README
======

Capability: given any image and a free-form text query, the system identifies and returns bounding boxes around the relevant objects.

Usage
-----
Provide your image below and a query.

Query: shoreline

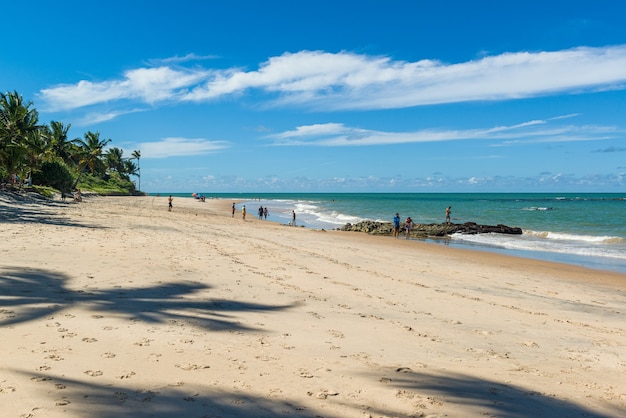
[212,194,626,275]
[1,194,624,416]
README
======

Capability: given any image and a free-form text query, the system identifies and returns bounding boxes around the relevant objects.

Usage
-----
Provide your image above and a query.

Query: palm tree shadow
[0,192,101,228]
[0,267,296,332]
[12,370,332,418]
[358,368,617,417]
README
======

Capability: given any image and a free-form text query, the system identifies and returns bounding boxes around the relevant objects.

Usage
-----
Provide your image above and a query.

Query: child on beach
[405,216,413,239]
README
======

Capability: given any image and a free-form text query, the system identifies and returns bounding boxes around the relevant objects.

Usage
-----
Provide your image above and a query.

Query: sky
[3,0,626,193]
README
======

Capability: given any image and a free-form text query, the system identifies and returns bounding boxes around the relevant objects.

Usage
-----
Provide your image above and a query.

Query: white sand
[1,194,624,417]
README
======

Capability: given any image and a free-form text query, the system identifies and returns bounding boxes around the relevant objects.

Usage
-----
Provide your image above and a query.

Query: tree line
[0,91,141,194]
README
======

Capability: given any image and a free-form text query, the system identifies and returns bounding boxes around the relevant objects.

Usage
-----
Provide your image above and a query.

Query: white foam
[524,230,624,244]
[451,232,626,260]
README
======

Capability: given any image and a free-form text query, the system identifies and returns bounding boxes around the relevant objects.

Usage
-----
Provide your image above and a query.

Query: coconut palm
[47,121,74,165]
[24,128,52,184]
[72,131,111,188]
[0,91,41,179]
[105,147,125,174]
[123,159,138,179]
[131,149,141,191]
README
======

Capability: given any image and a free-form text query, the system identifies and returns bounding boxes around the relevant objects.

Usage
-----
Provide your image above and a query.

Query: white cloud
[140,137,229,158]
[40,67,210,111]
[146,53,220,66]
[76,108,147,125]
[267,117,619,147]
[39,45,626,114]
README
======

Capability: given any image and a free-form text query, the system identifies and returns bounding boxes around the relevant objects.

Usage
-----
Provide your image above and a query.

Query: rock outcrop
[339,221,522,238]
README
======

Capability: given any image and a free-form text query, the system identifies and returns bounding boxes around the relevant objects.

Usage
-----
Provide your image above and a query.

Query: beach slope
[1,194,624,417]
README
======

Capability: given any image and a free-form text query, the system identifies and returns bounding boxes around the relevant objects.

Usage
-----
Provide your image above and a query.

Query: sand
[0,193,624,417]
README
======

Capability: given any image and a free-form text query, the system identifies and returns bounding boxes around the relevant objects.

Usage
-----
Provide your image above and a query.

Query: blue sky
[3,0,626,193]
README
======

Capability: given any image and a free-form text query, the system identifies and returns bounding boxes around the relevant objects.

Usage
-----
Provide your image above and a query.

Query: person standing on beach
[168,195,173,211]
[242,205,246,220]
[292,210,296,226]
[393,213,401,238]
[445,206,451,224]
[264,207,269,219]
[232,202,236,217]
[405,216,413,239]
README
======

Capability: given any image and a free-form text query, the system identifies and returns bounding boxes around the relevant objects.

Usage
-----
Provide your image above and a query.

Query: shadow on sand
[0,267,296,332]
[10,371,336,418]
[350,367,618,418]
[10,366,618,418]
[0,191,99,228]
[1,267,321,417]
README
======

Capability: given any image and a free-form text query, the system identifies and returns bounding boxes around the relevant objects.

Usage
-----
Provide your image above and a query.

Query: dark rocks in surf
[339,221,522,238]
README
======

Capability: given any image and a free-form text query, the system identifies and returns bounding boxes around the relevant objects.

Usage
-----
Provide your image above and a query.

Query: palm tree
[0,91,41,180]
[123,159,138,179]
[105,147,125,175]
[24,128,52,185]
[72,131,111,188]
[131,149,141,191]
[47,121,73,165]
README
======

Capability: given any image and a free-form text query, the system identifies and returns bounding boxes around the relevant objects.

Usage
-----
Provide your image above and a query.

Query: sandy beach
[0,193,624,417]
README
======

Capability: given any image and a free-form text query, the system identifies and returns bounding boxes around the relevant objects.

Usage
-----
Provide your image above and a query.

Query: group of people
[231,203,271,221]
[393,206,452,239]
[392,213,412,239]
[258,205,269,220]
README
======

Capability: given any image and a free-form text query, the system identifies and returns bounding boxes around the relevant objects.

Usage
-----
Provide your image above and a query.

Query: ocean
[166,192,626,274]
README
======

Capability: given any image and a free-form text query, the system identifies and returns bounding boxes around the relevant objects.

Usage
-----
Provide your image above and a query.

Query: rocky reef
[339,220,522,238]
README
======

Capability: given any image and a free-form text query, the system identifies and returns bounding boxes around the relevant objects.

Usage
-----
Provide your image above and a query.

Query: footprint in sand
[31,376,52,382]
[175,363,210,371]
[82,337,97,343]
[114,391,128,402]
[55,398,71,406]
[101,352,116,358]
[328,330,345,338]
[84,370,103,377]
[116,371,136,379]
[307,390,339,399]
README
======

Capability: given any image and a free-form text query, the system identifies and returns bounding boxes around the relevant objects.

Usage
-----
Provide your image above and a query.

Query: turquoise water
[165,193,626,274]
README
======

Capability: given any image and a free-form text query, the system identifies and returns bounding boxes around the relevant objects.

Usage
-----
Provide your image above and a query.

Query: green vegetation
[0,90,142,196]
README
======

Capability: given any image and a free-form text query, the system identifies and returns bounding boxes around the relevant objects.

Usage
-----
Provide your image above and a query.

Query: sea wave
[451,232,626,260]
[267,199,364,227]
[524,230,625,244]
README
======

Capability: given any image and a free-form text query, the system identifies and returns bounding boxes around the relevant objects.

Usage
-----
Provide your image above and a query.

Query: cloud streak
[266,117,618,147]
[40,45,626,114]
[140,137,230,159]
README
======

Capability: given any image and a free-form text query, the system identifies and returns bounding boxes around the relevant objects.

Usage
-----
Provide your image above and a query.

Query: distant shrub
[32,161,74,192]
